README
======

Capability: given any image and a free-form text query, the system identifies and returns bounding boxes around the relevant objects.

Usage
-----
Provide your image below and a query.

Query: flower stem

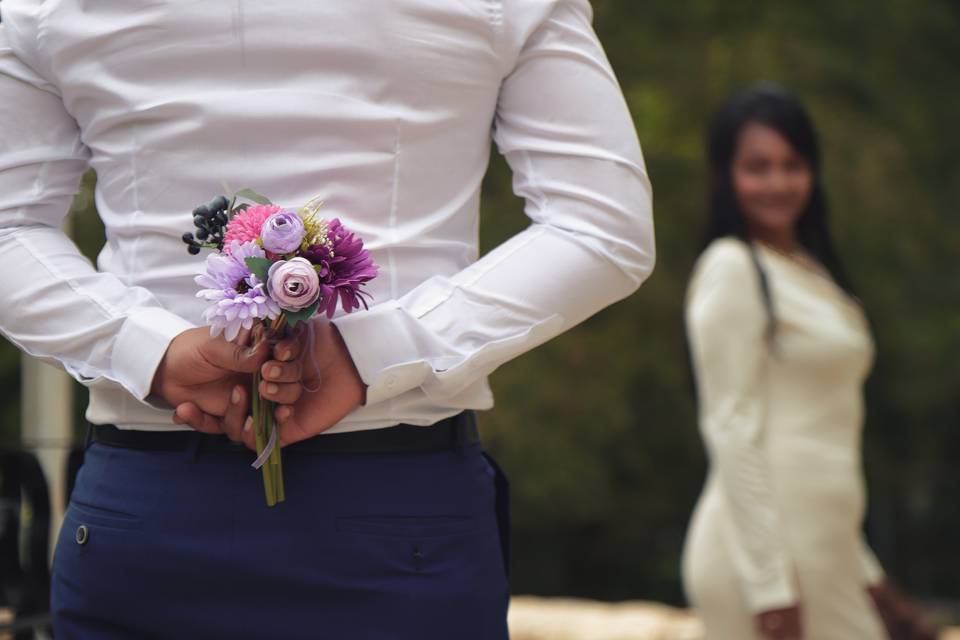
[264,395,285,504]
[274,438,285,502]
[252,369,276,506]
[266,314,288,504]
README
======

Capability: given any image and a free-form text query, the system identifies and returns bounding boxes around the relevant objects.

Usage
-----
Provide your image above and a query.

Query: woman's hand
[867,579,937,640]
[754,605,802,640]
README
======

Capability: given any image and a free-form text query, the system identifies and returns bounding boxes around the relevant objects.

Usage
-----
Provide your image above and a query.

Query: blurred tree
[478,0,959,606]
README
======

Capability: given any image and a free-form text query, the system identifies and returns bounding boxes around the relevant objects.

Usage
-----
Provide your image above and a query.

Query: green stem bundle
[252,315,288,507]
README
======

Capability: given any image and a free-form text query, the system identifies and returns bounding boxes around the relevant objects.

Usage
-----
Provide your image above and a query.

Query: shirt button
[75,524,89,545]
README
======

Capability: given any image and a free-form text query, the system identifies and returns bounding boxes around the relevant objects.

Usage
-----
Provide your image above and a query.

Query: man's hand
[169,327,305,443]
[152,327,269,420]
[754,605,802,640]
[272,320,367,447]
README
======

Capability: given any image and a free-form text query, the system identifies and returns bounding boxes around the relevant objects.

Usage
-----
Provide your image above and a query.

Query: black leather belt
[87,410,479,455]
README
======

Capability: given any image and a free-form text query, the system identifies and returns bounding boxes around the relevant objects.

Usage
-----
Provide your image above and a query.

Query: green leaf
[244,257,272,283]
[283,302,319,327]
[234,188,272,205]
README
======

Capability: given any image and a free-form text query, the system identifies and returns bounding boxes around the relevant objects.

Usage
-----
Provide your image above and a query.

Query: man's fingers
[259,380,303,405]
[273,334,302,363]
[233,327,253,348]
[221,385,249,443]
[276,407,311,448]
[176,397,259,451]
[174,403,223,434]
[240,416,256,450]
[173,403,203,430]
[201,335,271,374]
[261,359,302,384]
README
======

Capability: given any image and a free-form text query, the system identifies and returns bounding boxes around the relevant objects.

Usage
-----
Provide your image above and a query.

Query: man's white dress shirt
[0,0,654,433]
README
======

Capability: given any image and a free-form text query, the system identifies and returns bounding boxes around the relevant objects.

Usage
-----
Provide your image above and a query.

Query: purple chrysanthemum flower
[301,218,378,318]
[195,241,281,340]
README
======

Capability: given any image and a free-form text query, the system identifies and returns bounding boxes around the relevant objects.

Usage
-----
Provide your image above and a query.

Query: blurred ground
[509,596,703,640]
[509,596,960,640]
[3,598,959,637]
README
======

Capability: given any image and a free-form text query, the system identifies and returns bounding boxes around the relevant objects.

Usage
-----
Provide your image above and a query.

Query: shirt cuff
[332,302,431,406]
[112,307,196,406]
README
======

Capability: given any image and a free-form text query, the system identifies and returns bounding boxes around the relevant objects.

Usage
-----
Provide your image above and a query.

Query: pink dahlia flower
[223,204,281,251]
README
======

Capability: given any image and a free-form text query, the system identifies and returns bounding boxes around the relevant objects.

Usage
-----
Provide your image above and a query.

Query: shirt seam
[412,225,549,322]
[34,0,59,86]
[486,0,511,78]
[13,226,123,322]
[386,120,403,417]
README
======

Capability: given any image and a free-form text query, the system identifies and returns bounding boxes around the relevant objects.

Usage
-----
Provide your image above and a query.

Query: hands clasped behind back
[158,320,366,450]
[153,325,306,448]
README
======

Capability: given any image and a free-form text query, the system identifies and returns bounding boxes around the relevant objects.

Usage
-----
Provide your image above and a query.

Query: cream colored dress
[682,238,886,639]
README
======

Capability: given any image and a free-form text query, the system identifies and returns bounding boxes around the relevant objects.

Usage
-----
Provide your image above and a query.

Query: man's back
[4,0,524,304]
[1,0,653,431]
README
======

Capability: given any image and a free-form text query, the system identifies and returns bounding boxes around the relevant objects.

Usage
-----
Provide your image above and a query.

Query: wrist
[149,352,173,404]
[329,322,367,406]
[150,329,190,404]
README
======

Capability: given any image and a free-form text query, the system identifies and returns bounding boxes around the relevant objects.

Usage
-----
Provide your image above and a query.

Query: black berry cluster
[182,195,231,254]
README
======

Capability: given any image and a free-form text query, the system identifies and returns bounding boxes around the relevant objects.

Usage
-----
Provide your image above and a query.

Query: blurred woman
[681,85,934,640]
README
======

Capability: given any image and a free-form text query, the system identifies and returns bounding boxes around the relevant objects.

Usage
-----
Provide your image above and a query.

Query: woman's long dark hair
[703,84,857,329]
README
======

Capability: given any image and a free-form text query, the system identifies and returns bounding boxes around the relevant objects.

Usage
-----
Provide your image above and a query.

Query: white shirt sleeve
[333,0,655,406]
[0,22,194,404]
[685,240,798,613]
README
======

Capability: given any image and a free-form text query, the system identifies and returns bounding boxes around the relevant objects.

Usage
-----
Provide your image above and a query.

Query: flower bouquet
[183,189,377,506]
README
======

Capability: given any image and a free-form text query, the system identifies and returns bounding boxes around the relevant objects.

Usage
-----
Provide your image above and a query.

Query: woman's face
[730,122,813,242]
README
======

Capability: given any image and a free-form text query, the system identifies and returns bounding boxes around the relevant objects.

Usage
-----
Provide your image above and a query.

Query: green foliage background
[2,0,958,608]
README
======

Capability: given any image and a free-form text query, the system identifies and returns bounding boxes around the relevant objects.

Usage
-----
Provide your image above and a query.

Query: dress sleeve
[332,0,654,406]
[0,18,194,404]
[858,536,885,586]
[685,239,798,612]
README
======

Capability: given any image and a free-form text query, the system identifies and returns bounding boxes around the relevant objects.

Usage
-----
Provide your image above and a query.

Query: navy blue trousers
[51,434,511,639]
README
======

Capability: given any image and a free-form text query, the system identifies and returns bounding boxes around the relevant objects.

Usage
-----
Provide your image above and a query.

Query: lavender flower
[301,218,378,318]
[260,210,305,255]
[195,241,281,340]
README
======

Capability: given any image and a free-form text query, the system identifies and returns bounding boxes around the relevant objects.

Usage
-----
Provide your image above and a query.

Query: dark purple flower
[301,218,378,318]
